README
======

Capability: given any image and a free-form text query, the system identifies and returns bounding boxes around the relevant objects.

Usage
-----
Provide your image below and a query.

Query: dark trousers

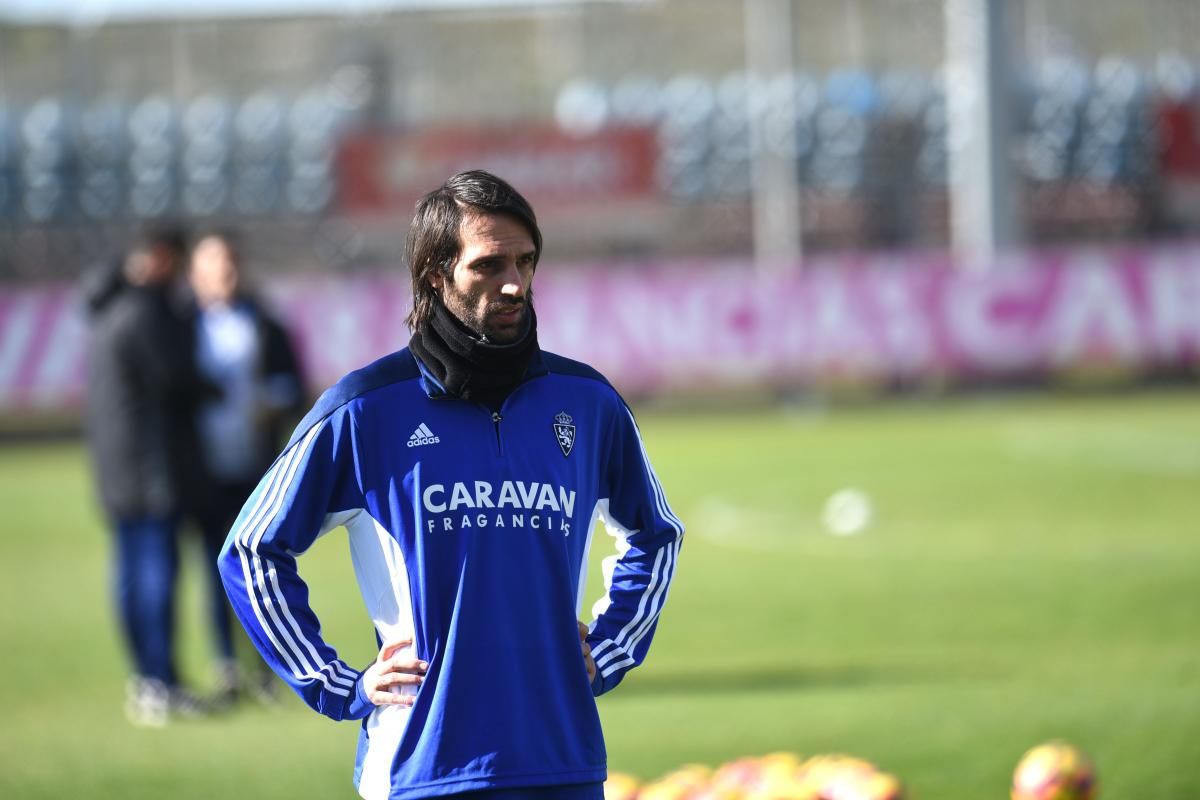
[112,515,179,685]
[195,478,259,663]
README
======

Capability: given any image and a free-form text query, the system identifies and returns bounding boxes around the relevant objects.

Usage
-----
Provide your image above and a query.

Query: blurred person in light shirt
[188,231,305,704]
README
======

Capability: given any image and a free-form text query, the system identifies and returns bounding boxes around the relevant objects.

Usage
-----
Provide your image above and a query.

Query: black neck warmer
[409,296,538,411]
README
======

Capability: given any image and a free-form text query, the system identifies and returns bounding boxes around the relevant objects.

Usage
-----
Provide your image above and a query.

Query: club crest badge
[553,411,576,457]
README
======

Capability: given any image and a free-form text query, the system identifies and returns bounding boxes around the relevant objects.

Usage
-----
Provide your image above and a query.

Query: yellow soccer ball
[604,771,642,800]
[1011,741,1097,800]
[824,769,905,800]
[639,763,713,800]
[794,754,904,800]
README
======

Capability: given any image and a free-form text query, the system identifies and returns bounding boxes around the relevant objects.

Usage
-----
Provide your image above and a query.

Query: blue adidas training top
[218,347,684,799]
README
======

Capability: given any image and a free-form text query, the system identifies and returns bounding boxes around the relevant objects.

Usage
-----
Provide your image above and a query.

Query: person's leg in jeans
[113,515,179,725]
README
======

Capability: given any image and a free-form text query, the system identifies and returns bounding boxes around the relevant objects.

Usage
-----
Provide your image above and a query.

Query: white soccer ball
[822,489,873,536]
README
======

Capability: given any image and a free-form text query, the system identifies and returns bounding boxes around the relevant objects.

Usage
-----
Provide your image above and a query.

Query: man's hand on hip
[578,621,596,684]
[363,637,427,707]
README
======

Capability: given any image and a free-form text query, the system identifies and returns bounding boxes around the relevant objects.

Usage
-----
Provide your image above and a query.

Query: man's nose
[499,262,525,297]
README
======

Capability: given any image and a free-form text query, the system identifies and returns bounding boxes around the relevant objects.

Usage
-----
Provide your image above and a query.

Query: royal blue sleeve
[586,398,684,696]
[218,406,376,721]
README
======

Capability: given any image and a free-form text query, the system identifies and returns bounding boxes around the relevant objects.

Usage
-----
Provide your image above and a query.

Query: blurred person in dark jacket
[187,231,305,704]
[83,226,213,726]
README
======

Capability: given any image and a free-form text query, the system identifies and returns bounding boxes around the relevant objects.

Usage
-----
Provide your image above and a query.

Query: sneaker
[248,669,281,707]
[167,686,214,718]
[216,658,282,707]
[213,659,242,708]
[125,677,168,728]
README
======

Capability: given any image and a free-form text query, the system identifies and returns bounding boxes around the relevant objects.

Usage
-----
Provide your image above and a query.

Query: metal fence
[1,0,1199,279]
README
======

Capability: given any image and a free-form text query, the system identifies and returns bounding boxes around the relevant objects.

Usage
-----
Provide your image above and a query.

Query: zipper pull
[492,412,502,423]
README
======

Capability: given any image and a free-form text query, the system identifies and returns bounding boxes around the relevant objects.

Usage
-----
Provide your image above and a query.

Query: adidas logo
[407,423,441,448]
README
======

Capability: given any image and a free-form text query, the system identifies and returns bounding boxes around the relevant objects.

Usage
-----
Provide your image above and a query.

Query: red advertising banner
[335,125,660,212]
[1158,96,1200,229]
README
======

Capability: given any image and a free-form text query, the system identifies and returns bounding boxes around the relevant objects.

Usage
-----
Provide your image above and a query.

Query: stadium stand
[0,51,1199,278]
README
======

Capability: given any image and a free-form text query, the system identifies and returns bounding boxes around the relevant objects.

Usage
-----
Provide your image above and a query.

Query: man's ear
[428,270,444,292]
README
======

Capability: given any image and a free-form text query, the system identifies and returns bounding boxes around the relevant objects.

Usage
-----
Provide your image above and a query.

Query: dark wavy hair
[405,170,542,332]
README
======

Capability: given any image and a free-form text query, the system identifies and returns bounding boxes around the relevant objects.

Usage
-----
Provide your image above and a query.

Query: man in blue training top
[219,170,684,800]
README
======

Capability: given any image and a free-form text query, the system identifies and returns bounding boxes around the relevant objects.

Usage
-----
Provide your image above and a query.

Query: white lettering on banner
[537,275,623,373]
[868,263,936,375]
[806,269,881,374]
[944,268,1044,371]
[607,282,667,374]
[0,293,42,404]
[746,278,782,380]
[30,303,85,404]
[303,280,379,384]
[705,272,774,383]
[605,272,776,386]
[472,150,620,194]
[664,279,711,371]
[1146,253,1200,358]
[474,481,495,508]
[1046,258,1142,365]
[776,278,809,375]
[11,248,1200,413]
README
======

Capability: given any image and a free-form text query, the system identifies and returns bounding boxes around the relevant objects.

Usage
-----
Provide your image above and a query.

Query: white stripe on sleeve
[233,422,353,695]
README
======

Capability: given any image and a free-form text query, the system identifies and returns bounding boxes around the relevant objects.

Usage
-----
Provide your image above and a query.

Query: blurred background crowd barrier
[4,244,1200,410]
[2,0,1200,412]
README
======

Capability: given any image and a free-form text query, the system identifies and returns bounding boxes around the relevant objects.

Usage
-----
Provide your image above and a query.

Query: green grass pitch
[1,391,1197,798]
